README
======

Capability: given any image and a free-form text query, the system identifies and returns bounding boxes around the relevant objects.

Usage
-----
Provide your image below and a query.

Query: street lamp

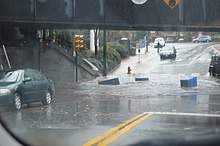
[132,0,147,5]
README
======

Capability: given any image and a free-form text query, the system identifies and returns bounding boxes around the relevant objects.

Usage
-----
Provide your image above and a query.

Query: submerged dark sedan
[0,68,55,110]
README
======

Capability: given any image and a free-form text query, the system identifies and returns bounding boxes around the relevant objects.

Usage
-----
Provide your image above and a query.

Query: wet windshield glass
[162,46,174,51]
[1,0,220,146]
[0,71,21,82]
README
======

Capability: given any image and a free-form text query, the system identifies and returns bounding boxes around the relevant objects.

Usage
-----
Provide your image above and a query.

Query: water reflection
[209,94,220,114]
[98,100,120,113]
[1,95,220,134]
[180,95,197,106]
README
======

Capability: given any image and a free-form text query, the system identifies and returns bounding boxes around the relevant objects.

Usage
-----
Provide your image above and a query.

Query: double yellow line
[83,112,154,146]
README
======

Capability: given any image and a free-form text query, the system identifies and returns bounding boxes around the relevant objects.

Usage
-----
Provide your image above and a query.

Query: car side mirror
[24,77,32,82]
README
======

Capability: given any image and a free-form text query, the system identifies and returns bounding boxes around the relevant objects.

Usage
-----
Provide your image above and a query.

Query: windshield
[154,38,164,42]
[0,71,22,82]
[1,1,220,146]
[161,46,174,51]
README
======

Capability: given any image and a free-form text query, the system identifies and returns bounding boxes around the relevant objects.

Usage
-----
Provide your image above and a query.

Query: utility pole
[103,29,107,76]
[102,0,107,76]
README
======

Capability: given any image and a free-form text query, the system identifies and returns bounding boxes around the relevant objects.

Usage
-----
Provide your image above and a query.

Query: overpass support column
[103,29,107,76]
[90,30,95,52]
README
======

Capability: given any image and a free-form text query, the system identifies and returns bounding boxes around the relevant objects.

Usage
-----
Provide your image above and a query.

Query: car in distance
[154,37,165,48]
[159,45,177,60]
[0,68,55,110]
[165,37,174,43]
[209,55,220,76]
[192,35,212,43]
[178,38,184,42]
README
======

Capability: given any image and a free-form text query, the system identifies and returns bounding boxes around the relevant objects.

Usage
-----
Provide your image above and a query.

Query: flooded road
[1,43,220,146]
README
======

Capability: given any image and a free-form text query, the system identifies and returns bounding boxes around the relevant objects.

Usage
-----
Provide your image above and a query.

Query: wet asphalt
[1,43,220,146]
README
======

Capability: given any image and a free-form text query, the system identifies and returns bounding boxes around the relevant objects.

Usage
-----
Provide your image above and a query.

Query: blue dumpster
[180,76,197,87]
[98,78,120,85]
[135,77,149,81]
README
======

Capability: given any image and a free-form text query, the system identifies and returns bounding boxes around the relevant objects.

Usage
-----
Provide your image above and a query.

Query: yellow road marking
[83,113,146,146]
[97,113,154,146]
[83,113,154,146]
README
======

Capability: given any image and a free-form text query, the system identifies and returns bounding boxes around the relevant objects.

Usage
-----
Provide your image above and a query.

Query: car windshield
[161,46,174,51]
[0,70,22,82]
[1,1,220,146]
[155,38,163,42]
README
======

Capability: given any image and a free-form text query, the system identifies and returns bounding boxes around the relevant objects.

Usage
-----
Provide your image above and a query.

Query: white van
[154,37,165,48]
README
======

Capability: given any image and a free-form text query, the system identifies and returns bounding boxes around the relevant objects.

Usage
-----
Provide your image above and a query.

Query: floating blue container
[180,76,197,87]
[98,78,120,85]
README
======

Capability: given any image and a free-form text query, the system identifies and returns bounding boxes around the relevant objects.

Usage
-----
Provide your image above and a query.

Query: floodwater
[0,43,220,146]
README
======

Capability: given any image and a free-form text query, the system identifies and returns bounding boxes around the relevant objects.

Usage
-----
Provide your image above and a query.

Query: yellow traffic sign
[163,0,182,9]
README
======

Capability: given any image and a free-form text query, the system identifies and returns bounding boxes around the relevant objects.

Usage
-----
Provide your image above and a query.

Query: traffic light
[74,35,84,49]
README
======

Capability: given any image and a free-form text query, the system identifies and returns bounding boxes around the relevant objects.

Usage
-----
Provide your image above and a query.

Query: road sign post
[138,48,141,63]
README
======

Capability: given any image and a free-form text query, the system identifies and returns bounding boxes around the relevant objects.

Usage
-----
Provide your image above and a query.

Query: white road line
[178,73,200,76]
[188,47,212,65]
[213,45,220,55]
[175,59,183,62]
[162,64,188,67]
[145,112,220,117]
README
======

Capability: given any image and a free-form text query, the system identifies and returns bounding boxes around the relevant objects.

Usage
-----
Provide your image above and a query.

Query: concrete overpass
[1,0,220,86]
[0,0,220,31]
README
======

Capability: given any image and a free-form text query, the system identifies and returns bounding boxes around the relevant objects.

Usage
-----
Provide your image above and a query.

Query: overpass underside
[0,0,220,31]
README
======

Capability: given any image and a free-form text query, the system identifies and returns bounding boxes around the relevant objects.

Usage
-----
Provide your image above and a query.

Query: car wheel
[195,41,198,43]
[210,71,215,76]
[206,40,210,43]
[42,90,52,105]
[160,56,163,60]
[13,93,22,110]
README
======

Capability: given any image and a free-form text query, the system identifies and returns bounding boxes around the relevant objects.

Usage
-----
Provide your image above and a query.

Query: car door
[215,56,220,74]
[31,70,48,101]
[22,69,38,102]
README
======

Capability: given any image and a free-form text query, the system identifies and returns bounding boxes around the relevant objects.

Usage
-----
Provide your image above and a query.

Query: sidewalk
[112,46,159,76]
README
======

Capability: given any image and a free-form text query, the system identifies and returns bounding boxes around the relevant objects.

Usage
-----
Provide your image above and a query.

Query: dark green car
[0,68,55,110]
[209,55,220,76]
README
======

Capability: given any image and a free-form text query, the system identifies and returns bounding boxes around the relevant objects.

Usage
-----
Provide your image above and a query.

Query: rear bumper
[160,54,176,58]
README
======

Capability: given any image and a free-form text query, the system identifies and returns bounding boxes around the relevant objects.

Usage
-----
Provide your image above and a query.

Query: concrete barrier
[180,76,197,87]
[98,78,120,85]
[135,77,149,81]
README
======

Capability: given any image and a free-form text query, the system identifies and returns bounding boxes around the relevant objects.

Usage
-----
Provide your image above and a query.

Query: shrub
[78,48,121,73]
[78,49,94,58]
[106,49,121,70]
[110,42,130,58]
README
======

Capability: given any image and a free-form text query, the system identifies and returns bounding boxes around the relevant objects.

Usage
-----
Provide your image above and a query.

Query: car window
[24,69,34,81]
[217,56,220,62]
[155,38,164,42]
[32,70,45,81]
[0,70,22,82]
[167,47,174,51]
